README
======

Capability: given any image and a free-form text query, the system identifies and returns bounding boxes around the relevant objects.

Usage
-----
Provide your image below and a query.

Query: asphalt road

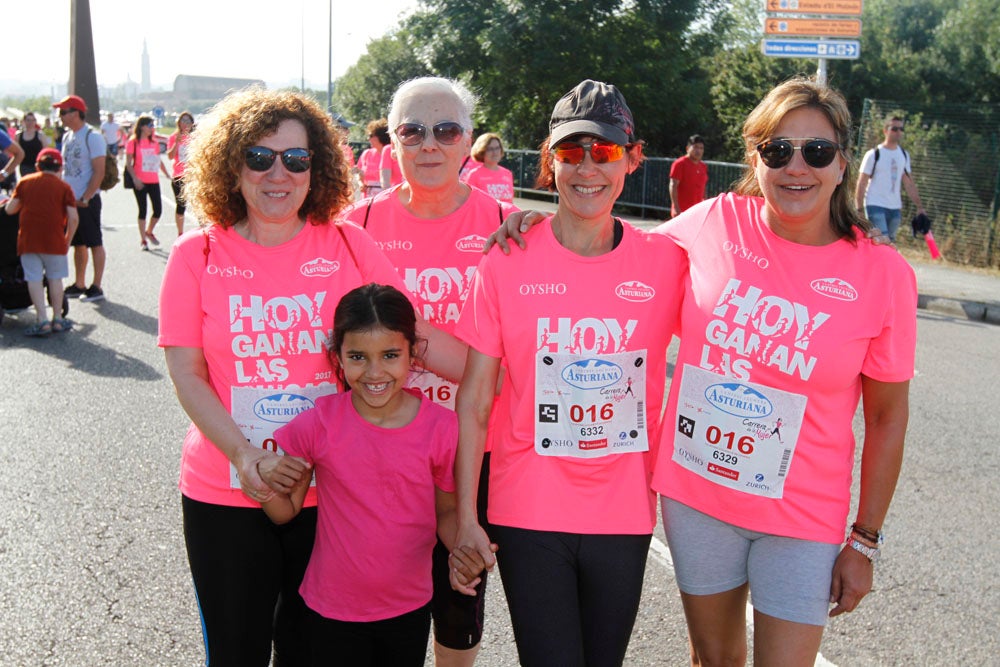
[1,184,997,665]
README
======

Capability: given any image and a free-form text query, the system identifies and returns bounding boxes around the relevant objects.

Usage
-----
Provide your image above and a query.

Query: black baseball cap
[549,79,635,146]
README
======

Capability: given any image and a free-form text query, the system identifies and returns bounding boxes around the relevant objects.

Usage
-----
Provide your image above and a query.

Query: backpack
[85,127,120,190]
[870,146,909,176]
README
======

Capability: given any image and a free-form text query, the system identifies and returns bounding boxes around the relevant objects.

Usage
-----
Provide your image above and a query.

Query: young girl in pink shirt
[262,283,475,666]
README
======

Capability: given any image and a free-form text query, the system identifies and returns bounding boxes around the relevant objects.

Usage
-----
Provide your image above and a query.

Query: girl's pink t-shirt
[158,221,409,508]
[126,137,161,184]
[167,132,190,178]
[462,164,515,203]
[455,218,686,534]
[357,147,381,185]
[276,389,456,622]
[651,193,917,543]
[379,144,403,186]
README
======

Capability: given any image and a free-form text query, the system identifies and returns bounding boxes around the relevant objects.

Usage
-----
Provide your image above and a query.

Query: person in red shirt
[4,148,78,335]
[669,134,708,217]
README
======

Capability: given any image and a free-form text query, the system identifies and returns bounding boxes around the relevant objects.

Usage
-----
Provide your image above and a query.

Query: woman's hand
[135,180,145,190]
[450,524,498,596]
[482,210,548,255]
[828,546,874,617]
[258,455,312,494]
[234,446,278,503]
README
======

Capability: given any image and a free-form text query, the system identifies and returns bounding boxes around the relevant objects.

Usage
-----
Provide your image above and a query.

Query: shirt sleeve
[157,232,208,348]
[861,255,917,382]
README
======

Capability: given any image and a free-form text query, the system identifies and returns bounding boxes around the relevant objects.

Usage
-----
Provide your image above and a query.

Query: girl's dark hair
[329,283,421,388]
[132,114,155,140]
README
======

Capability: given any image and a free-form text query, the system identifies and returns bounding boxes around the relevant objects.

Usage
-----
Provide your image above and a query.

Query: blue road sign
[761,39,860,59]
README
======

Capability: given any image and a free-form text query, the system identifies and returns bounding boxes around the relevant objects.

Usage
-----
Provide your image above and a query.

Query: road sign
[764,17,862,38]
[764,0,863,15]
[761,39,860,59]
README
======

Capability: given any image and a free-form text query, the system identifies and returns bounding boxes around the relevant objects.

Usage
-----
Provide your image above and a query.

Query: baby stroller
[0,198,69,326]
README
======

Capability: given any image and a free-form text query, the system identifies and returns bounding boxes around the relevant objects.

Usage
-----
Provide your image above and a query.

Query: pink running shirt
[379,144,403,187]
[357,147,381,186]
[456,217,686,534]
[167,132,190,178]
[463,164,515,204]
[158,221,409,508]
[125,137,161,184]
[651,193,917,543]
[277,390,456,622]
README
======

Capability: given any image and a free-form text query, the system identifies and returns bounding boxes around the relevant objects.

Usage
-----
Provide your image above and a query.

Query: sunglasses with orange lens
[552,140,626,165]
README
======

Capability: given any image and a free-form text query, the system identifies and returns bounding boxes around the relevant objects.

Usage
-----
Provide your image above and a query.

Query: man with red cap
[53,94,107,302]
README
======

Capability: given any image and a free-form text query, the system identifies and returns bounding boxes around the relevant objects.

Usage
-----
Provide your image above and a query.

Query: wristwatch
[847,536,881,563]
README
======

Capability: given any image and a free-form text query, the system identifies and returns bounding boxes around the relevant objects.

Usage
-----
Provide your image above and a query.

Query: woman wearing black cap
[451,80,686,666]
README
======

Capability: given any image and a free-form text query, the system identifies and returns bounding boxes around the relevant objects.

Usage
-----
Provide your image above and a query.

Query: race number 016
[705,426,755,455]
[569,403,614,423]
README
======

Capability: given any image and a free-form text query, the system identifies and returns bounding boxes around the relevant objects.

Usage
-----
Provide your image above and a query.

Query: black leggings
[307,604,430,667]
[491,526,651,667]
[182,495,317,667]
[172,177,187,215]
[133,181,162,219]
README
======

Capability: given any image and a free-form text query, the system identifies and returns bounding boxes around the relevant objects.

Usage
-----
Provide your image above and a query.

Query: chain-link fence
[857,99,1000,267]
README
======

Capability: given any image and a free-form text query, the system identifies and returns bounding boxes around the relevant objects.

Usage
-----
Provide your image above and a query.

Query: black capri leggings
[182,495,317,667]
[133,181,163,219]
[171,177,187,215]
[491,526,651,667]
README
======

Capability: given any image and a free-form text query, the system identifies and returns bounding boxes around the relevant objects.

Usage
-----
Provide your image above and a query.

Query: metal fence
[503,150,746,219]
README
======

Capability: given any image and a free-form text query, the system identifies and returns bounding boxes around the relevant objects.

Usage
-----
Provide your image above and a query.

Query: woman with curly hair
[158,87,466,666]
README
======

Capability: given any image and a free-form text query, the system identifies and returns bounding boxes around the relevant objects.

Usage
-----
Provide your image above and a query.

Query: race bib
[141,148,160,174]
[671,364,807,498]
[229,384,336,487]
[407,369,456,410]
[534,349,649,459]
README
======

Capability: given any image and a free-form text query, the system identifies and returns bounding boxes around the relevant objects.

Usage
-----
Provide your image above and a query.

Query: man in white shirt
[101,112,121,157]
[855,116,925,241]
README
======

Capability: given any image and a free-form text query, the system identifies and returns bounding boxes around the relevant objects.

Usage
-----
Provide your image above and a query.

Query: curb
[918,294,1000,325]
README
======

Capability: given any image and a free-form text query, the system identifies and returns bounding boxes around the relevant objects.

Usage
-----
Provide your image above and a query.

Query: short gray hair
[387,77,477,132]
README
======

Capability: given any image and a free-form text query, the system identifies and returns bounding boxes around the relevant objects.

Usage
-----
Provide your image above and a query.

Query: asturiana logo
[456,234,487,253]
[810,277,857,302]
[253,393,316,424]
[616,280,655,302]
[561,359,623,390]
[704,383,773,418]
[300,258,340,278]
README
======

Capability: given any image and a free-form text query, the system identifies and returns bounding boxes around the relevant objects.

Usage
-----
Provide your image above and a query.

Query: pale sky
[3,0,420,93]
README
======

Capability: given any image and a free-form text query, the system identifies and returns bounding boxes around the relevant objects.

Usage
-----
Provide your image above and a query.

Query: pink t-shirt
[167,132,190,179]
[343,187,515,409]
[379,144,403,187]
[463,164,515,204]
[276,389,456,621]
[357,147,381,185]
[455,218,686,534]
[126,137,161,184]
[651,193,917,543]
[158,221,409,508]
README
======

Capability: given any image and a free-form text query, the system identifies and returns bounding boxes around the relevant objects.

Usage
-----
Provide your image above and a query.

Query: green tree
[332,30,434,130]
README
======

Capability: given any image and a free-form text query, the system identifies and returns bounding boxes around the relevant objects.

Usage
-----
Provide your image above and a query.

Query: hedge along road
[0,183,996,665]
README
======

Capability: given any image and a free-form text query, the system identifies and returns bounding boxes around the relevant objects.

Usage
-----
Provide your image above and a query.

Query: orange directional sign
[765,0,863,15]
[765,17,862,38]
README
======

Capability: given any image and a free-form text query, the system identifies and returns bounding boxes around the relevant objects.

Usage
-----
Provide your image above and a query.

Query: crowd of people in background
[0,73,917,667]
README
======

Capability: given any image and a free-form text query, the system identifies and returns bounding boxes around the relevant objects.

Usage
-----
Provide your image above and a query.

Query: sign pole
[817,58,828,85]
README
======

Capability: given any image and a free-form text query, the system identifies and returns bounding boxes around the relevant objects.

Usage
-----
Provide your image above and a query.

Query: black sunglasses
[394,121,465,147]
[244,146,312,173]
[755,138,841,169]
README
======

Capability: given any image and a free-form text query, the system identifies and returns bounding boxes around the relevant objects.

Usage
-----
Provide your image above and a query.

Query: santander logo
[615,280,655,302]
[810,277,858,302]
[300,258,341,277]
[455,234,487,253]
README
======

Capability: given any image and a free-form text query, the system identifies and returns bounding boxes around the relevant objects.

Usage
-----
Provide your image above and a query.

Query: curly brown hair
[184,87,353,227]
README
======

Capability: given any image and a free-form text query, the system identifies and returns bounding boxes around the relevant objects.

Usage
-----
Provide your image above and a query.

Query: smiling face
[339,326,413,421]
[392,89,471,194]
[754,107,846,244]
[553,134,631,225]
[239,119,311,226]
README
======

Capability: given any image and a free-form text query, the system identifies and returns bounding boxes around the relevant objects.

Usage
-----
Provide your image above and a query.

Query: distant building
[173,75,265,104]
[141,40,151,93]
